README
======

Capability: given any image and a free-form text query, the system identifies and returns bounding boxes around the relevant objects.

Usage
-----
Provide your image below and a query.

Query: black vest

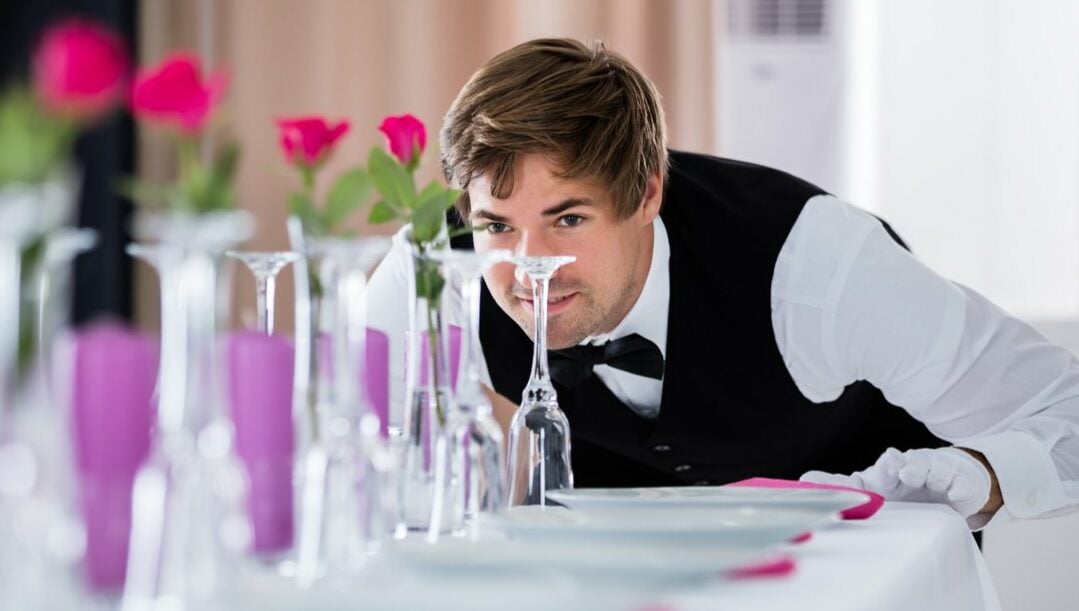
[453,150,944,488]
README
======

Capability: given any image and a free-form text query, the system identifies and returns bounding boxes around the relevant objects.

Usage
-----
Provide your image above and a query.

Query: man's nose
[512,231,553,291]
[514,230,554,258]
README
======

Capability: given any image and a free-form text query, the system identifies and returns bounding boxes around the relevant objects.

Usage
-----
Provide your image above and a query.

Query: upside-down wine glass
[294,235,392,588]
[225,251,300,335]
[427,248,512,541]
[505,255,576,506]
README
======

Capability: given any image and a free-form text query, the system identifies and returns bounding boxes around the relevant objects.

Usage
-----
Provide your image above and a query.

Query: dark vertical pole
[0,0,138,325]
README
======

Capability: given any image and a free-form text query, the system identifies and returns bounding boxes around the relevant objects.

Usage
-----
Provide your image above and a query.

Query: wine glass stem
[255,273,275,335]
[528,275,551,386]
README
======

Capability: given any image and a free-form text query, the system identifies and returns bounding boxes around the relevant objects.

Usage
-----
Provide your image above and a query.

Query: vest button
[652,444,671,452]
[673,464,692,473]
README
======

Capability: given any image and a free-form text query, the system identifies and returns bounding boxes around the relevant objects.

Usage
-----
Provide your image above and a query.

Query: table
[656,502,1000,611]
[217,502,999,611]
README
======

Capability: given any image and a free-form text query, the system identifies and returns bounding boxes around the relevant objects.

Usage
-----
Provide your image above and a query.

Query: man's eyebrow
[469,198,594,224]
[541,198,594,216]
[470,210,510,224]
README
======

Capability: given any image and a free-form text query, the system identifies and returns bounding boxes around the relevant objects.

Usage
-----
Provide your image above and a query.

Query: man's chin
[500,300,592,348]
[543,322,593,350]
[546,337,583,350]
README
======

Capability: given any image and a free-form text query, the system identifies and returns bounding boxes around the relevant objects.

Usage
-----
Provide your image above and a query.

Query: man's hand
[800,446,1002,519]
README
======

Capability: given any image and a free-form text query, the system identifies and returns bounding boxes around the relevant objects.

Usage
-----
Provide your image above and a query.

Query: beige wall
[135,0,718,332]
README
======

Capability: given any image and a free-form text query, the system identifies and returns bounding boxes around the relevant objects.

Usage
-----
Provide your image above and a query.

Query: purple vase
[227,331,295,555]
[69,322,156,591]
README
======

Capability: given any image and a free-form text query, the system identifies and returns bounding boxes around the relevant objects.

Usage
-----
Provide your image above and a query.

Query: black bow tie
[549,333,665,389]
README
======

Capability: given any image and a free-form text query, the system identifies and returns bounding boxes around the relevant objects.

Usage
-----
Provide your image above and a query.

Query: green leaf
[115,176,170,208]
[207,142,239,193]
[198,142,240,213]
[323,167,372,229]
[416,180,444,204]
[289,191,324,236]
[413,257,445,304]
[368,146,415,208]
[367,200,398,224]
[410,186,450,244]
[0,88,74,184]
[177,163,209,213]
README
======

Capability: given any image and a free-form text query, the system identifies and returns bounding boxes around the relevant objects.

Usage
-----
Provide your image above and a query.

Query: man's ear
[638,170,663,225]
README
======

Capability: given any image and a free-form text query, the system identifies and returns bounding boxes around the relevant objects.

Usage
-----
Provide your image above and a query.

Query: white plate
[547,485,868,514]
[385,538,777,586]
[482,505,838,546]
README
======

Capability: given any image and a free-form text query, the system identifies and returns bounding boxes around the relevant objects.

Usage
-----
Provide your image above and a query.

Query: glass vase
[395,229,460,536]
[121,210,254,610]
[0,170,95,609]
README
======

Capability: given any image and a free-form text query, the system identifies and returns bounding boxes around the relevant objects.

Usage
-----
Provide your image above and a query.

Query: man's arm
[778,195,1079,523]
[958,447,1003,513]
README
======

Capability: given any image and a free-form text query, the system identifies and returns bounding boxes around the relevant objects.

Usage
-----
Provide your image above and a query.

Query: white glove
[800,447,992,518]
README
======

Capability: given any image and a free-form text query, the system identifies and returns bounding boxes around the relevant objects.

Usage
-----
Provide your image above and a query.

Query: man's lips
[518,292,577,315]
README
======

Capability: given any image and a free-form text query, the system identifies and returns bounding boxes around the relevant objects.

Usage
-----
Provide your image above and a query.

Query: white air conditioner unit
[714,0,1079,321]
[716,0,854,201]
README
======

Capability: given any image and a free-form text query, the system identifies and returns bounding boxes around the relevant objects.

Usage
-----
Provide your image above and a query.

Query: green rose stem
[298,164,325,298]
[176,135,200,202]
[416,253,447,427]
[298,165,322,440]
[15,237,45,381]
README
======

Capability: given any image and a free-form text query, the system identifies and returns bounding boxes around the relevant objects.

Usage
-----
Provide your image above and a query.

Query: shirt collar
[580,216,671,358]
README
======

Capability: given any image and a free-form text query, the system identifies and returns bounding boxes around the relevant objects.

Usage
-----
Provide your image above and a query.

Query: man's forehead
[468,156,608,212]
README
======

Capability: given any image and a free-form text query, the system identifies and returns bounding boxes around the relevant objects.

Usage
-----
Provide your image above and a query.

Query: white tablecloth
[216,502,1000,611]
[658,502,1000,611]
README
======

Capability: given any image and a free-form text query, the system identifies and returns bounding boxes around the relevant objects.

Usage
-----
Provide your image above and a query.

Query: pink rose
[378,114,426,165]
[276,117,351,167]
[32,18,129,120]
[131,53,227,134]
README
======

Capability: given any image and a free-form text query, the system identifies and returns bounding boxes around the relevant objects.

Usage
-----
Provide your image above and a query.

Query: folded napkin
[725,477,884,520]
[727,554,797,580]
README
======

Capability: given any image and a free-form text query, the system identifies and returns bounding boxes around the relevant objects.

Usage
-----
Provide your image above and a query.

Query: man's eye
[486,222,510,234]
[558,214,585,227]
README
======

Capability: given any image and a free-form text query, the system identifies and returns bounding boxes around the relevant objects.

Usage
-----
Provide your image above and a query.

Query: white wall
[876,0,1079,320]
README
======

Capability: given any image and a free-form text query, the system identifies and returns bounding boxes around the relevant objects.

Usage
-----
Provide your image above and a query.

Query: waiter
[368,38,1079,527]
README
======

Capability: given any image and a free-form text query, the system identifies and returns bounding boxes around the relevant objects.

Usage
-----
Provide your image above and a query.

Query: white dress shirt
[364,193,1079,522]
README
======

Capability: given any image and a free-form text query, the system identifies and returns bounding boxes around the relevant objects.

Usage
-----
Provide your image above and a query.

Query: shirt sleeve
[364,226,415,426]
[772,195,1079,520]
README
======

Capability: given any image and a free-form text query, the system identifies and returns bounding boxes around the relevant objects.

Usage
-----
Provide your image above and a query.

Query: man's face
[469,153,661,349]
